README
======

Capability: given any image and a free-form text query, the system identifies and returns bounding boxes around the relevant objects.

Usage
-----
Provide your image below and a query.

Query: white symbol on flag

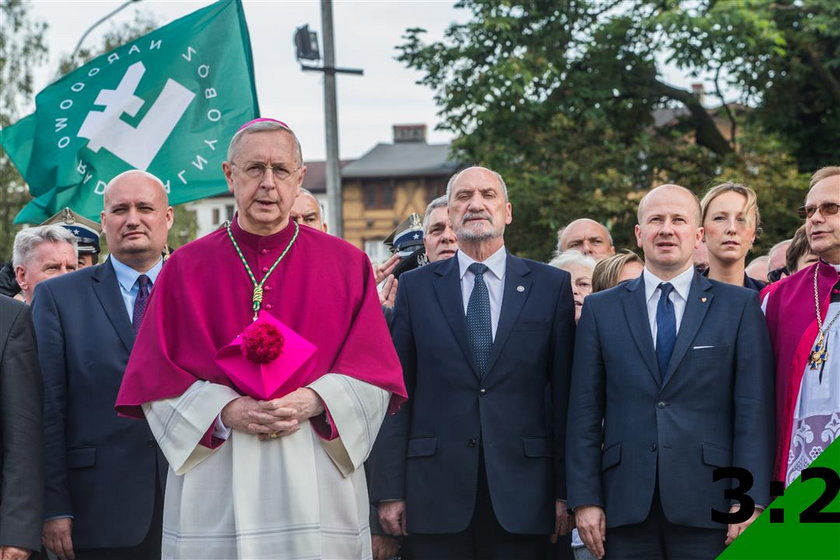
[77,61,196,170]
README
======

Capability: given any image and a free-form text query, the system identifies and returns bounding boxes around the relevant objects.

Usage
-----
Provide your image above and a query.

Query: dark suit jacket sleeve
[550,272,576,499]
[565,299,607,510]
[369,273,415,503]
[0,301,44,551]
[732,292,775,508]
[31,283,73,518]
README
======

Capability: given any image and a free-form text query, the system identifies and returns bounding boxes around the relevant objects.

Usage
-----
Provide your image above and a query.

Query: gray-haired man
[13,225,78,304]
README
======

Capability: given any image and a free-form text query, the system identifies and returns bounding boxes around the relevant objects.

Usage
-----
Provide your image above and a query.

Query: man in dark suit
[567,184,774,560]
[32,170,173,560]
[371,166,576,559]
[0,295,43,560]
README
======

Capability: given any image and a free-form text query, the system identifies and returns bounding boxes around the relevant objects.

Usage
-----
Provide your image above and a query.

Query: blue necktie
[467,263,492,376]
[132,274,151,333]
[655,282,676,380]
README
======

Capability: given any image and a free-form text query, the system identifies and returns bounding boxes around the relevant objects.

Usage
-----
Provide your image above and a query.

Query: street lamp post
[294,1,362,239]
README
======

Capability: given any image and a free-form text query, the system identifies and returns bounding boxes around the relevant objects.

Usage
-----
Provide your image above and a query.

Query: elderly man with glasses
[761,165,840,488]
[116,118,406,559]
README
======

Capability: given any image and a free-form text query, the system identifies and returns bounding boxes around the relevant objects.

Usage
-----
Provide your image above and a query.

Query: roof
[341,143,461,179]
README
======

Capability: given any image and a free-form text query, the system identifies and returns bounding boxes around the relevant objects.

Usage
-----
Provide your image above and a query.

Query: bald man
[567,184,773,560]
[32,170,173,560]
[290,187,328,232]
[557,219,615,260]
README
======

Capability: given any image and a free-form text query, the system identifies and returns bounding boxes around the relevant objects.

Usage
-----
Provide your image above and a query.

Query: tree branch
[651,79,735,157]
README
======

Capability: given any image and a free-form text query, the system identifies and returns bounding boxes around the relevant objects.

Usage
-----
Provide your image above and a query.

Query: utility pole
[294,1,362,239]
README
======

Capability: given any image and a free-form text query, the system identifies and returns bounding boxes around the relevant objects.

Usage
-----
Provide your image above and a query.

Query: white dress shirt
[642,265,694,347]
[457,246,507,341]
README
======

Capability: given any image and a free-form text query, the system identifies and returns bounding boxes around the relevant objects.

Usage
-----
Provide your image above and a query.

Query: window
[363,180,395,209]
[212,208,220,225]
[225,205,235,221]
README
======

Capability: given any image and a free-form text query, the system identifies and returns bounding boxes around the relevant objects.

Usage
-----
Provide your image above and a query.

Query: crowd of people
[0,117,837,560]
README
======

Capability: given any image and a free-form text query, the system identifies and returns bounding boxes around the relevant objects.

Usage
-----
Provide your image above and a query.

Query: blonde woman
[700,182,765,291]
[591,250,644,293]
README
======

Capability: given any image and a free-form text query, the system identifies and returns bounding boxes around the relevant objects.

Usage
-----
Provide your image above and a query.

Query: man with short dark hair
[568,184,774,560]
[33,170,173,560]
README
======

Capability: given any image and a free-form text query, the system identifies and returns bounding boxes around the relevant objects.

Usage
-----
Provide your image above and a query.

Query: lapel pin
[700,297,707,303]
[516,285,525,293]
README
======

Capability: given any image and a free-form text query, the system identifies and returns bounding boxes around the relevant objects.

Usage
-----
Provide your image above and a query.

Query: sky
[27,0,465,161]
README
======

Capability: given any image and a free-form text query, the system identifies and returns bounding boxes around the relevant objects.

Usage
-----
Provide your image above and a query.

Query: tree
[398,0,819,259]
[3,10,198,253]
[0,0,47,259]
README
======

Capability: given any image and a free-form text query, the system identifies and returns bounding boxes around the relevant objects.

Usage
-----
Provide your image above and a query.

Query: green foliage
[399,0,830,260]
[0,8,198,255]
[0,0,47,260]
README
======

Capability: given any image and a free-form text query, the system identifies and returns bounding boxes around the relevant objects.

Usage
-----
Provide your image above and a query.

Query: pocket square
[692,345,715,350]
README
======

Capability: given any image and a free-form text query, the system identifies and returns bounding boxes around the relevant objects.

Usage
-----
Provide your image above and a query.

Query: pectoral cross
[808,332,827,370]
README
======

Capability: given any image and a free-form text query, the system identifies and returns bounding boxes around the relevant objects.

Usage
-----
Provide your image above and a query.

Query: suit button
[146,440,155,448]
[650,443,657,452]
[479,389,487,397]
[468,439,477,447]
[657,401,667,409]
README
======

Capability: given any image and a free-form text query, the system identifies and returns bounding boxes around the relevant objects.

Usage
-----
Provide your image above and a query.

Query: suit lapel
[432,257,479,376]
[92,258,134,352]
[486,254,531,377]
[622,276,660,385]
[662,272,714,386]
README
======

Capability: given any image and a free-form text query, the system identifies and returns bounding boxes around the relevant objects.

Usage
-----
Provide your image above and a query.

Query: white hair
[548,249,596,273]
[445,166,509,202]
[227,120,303,165]
[13,225,78,268]
[422,195,449,233]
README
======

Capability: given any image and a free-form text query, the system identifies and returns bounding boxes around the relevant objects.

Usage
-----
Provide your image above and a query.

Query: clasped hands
[220,387,324,440]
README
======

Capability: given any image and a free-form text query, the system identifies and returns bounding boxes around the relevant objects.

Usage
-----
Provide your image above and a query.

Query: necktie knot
[469,262,489,277]
[137,274,151,294]
[658,282,673,299]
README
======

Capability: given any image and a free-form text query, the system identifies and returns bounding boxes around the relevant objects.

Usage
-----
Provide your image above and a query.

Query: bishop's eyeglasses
[232,162,300,181]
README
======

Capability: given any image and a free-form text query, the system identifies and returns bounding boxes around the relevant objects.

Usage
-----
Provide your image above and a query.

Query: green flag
[0,0,258,224]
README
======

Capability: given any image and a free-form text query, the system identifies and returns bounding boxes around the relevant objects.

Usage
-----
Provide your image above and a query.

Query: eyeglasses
[232,162,300,181]
[798,202,840,219]
[767,266,788,283]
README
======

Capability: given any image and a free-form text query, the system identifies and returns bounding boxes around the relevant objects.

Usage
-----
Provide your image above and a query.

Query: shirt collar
[643,265,694,304]
[111,255,164,292]
[457,245,507,280]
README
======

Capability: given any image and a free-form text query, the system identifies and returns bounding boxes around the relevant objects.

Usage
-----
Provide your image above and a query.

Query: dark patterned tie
[467,263,492,376]
[132,274,151,333]
[655,282,676,380]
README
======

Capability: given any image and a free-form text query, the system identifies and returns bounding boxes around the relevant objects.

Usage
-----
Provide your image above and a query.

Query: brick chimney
[691,83,705,106]
[393,124,427,143]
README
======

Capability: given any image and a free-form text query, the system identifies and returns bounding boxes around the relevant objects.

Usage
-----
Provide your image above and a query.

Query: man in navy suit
[371,166,576,559]
[32,170,173,560]
[567,184,774,559]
